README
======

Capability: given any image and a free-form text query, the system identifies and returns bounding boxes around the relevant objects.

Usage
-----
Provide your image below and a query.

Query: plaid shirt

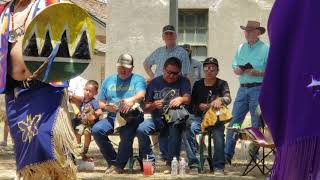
[144,45,190,77]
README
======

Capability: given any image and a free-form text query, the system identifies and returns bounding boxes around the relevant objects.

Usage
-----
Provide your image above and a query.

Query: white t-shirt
[68,76,88,97]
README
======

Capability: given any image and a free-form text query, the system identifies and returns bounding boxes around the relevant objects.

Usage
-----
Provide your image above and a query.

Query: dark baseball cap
[116,54,134,68]
[203,57,219,68]
[162,25,176,33]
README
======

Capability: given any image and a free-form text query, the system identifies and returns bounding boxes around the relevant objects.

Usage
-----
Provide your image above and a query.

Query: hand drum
[22,2,96,83]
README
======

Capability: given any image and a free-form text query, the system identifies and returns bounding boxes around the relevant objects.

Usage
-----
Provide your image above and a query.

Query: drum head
[22,2,95,82]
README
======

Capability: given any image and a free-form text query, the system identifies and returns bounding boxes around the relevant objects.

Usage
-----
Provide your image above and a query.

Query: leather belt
[240,83,262,88]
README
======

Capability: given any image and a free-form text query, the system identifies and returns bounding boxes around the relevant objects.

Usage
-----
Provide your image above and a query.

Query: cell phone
[244,63,253,69]
[238,63,253,70]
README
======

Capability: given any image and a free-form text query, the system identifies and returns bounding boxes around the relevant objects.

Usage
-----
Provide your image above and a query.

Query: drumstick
[27,42,61,81]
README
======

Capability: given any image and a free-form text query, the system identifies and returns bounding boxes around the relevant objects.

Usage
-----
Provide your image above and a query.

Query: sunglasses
[165,69,180,76]
[203,66,218,71]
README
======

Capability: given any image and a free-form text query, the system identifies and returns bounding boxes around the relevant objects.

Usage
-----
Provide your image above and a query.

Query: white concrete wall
[80,54,105,85]
[105,0,170,77]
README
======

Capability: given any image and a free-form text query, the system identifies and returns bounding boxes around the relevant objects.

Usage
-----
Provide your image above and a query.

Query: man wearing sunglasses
[137,57,191,173]
[143,25,190,163]
[186,57,231,175]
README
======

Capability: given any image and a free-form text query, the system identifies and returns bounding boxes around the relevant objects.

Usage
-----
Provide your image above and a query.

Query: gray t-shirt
[189,58,203,88]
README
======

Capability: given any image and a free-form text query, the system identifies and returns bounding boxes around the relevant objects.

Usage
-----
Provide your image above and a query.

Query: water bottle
[179,157,187,176]
[240,140,250,162]
[171,157,178,176]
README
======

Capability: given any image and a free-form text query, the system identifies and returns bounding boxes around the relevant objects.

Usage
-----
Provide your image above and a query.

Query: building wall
[105,0,170,77]
[80,54,105,84]
[105,0,274,110]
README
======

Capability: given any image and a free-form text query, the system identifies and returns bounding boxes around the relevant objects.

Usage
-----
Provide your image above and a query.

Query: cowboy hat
[240,20,266,35]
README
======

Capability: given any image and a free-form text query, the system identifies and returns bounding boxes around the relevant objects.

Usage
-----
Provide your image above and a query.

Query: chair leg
[137,156,143,172]
[256,148,275,175]
[199,133,206,172]
[242,147,262,176]
[128,155,135,173]
[207,131,213,171]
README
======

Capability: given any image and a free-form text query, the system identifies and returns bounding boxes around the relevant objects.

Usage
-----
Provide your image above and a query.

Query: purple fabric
[259,0,320,179]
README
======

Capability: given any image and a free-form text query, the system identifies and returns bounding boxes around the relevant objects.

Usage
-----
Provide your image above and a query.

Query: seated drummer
[186,57,231,175]
[92,54,146,174]
[136,57,191,174]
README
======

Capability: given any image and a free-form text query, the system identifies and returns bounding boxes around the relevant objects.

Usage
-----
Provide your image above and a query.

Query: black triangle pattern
[23,30,91,59]
[72,31,90,59]
[23,33,39,57]
[40,31,53,57]
[56,30,70,57]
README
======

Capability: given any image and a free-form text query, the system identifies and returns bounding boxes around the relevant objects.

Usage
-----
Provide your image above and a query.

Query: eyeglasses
[203,66,218,71]
[165,69,180,76]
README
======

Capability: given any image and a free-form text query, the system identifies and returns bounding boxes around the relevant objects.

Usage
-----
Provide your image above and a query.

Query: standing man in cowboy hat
[224,20,269,164]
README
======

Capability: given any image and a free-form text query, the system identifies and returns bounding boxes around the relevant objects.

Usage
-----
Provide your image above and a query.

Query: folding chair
[241,127,275,176]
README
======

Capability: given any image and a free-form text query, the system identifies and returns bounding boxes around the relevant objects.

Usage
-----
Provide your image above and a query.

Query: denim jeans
[225,86,261,160]
[158,131,169,161]
[136,118,182,165]
[186,117,225,170]
[144,116,169,161]
[92,114,143,169]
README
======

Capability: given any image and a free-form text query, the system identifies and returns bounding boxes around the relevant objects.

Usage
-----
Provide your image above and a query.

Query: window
[178,9,208,62]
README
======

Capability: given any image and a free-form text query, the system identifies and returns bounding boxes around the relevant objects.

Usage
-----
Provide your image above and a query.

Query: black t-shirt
[191,78,230,116]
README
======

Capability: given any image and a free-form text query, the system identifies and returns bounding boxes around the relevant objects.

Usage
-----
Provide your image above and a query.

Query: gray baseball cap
[162,25,176,33]
[116,54,134,68]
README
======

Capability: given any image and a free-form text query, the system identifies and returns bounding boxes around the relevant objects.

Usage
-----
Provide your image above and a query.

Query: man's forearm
[256,71,264,76]
[143,63,154,79]
[219,93,232,106]
[127,91,145,104]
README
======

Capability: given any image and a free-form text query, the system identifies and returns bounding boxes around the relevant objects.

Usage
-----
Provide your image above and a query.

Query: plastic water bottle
[240,140,250,162]
[171,157,178,176]
[179,157,187,176]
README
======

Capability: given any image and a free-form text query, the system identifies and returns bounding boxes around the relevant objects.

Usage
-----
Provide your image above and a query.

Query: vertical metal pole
[169,0,178,32]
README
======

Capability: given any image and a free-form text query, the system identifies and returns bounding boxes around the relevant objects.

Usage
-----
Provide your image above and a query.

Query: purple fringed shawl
[259,0,320,179]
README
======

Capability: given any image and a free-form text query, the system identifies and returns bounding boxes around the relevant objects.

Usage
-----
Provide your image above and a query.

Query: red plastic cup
[143,160,153,176]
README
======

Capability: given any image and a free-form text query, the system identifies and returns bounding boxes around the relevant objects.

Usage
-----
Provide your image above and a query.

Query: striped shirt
[144,46,190,77]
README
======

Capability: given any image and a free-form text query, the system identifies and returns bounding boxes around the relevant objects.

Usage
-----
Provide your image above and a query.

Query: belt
[15,79,42,89]
[240,83,262,88]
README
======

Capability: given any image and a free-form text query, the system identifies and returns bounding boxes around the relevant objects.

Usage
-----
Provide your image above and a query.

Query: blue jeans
[225,86,261,160]
[144,116,168,161]
[92,114,143,169]
[158,131,169,161]
[136,118,182,165]
[186,117,225,170]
